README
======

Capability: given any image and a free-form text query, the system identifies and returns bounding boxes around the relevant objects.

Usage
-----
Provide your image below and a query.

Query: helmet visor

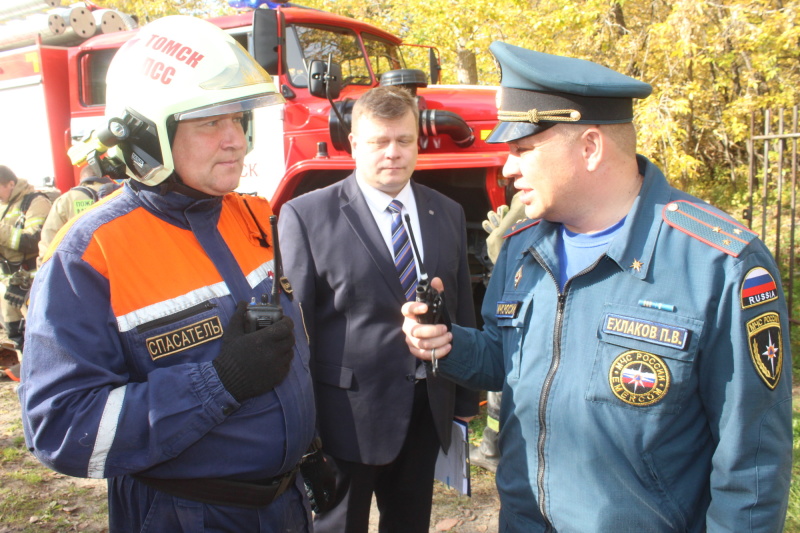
[173,93,284,121]
[174,41,284,121]
[200,41,273,90]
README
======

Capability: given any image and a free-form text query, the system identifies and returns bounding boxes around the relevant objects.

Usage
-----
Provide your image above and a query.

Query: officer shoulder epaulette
[662,200,757,257]
[503,218,540,239]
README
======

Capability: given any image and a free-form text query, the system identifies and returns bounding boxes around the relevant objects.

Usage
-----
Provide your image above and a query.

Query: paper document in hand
[434,419,470,496]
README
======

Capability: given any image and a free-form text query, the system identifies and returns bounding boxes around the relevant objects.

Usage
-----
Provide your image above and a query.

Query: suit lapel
[412,182,440,279]
[339,175,406,302]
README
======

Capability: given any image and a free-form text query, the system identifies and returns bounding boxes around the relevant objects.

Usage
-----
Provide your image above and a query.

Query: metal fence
[747,107,799,326]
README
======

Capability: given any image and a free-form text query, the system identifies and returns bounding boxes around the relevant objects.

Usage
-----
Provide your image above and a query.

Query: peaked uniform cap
[487,41,653,143]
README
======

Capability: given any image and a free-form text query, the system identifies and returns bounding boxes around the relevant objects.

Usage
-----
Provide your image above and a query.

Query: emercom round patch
[608,350,671,406]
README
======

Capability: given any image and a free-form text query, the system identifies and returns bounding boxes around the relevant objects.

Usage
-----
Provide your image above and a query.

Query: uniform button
[405,374,416,382]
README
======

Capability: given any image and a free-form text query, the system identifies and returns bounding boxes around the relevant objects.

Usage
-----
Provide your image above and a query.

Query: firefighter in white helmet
[20,15,321,532]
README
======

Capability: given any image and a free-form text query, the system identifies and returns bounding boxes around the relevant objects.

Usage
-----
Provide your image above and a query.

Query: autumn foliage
[103,0,800,203]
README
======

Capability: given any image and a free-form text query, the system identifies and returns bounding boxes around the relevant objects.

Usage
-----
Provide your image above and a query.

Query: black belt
[134,468,297,509]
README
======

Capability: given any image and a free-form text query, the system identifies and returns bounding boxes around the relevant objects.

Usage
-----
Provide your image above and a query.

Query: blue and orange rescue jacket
[20,182,316,481]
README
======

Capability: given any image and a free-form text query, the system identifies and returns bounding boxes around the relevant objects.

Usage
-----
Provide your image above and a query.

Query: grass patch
[5,417,23,434]
[1,445,24,462]
[468,411,486,447]
[0,488,41,525]
[8,470,44,483]
[0,489,70,529]
[789,273,800,376]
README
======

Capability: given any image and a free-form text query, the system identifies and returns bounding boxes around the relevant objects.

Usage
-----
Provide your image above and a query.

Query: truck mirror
[429,48,441,85]
[309,60,342,100]
[329,98,355,153]
[252,8,281,75]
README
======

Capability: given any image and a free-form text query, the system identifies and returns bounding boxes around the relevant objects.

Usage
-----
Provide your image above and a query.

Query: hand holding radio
[403,214,452,331]
[214,215,296,402]
[403,215,451,375]
[213,302,295,403]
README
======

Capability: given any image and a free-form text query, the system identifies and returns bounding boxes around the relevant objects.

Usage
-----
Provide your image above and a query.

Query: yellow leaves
[102,0,233,23]
[110,0,800,191]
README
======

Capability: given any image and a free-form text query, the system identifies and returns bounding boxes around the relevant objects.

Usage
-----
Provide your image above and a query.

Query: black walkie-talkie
[404,214,446,376]
[245,215,284,333]
[404,214,444,325]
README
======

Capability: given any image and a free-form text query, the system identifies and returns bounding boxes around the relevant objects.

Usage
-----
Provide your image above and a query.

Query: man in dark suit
[279,85,478,533]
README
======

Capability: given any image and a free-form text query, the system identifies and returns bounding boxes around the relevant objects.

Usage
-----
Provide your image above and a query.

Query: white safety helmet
[104,15,283,185]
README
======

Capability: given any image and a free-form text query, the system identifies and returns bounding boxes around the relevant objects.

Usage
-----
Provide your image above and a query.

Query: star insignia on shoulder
[733,228,742,235]
[723,239,732,246]
[630,259,644,272]
[712,226,721,233]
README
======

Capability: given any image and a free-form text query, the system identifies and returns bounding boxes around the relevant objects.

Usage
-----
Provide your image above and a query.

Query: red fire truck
[0,2,511,288]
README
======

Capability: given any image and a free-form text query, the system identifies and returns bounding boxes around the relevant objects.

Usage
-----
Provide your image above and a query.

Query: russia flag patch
[740,267,778,309]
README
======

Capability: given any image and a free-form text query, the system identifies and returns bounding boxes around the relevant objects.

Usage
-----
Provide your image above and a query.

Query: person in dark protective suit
[19,16,319,533]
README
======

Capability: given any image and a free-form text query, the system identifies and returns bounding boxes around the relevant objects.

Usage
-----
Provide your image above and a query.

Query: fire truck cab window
[362,34,405,81]
[80,49,116,106]
[285,24,371,88]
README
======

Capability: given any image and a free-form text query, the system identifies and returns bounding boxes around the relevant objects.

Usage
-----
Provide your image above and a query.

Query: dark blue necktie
[388,200,418,301]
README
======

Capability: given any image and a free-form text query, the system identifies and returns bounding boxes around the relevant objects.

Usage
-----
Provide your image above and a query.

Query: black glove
[300,439,339,514]
[213,301,295,402]
[4,283,29,308]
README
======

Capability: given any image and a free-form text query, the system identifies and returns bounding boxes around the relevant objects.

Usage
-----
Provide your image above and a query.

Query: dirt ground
[0,374,500,532]
[0,376,109,533]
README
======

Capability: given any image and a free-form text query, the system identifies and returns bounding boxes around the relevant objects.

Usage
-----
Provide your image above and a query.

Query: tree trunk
[456,47,478,85]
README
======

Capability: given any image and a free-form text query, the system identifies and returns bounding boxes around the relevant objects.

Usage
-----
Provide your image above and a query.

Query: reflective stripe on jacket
[21,183,316,482]
[0,178,51,263]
